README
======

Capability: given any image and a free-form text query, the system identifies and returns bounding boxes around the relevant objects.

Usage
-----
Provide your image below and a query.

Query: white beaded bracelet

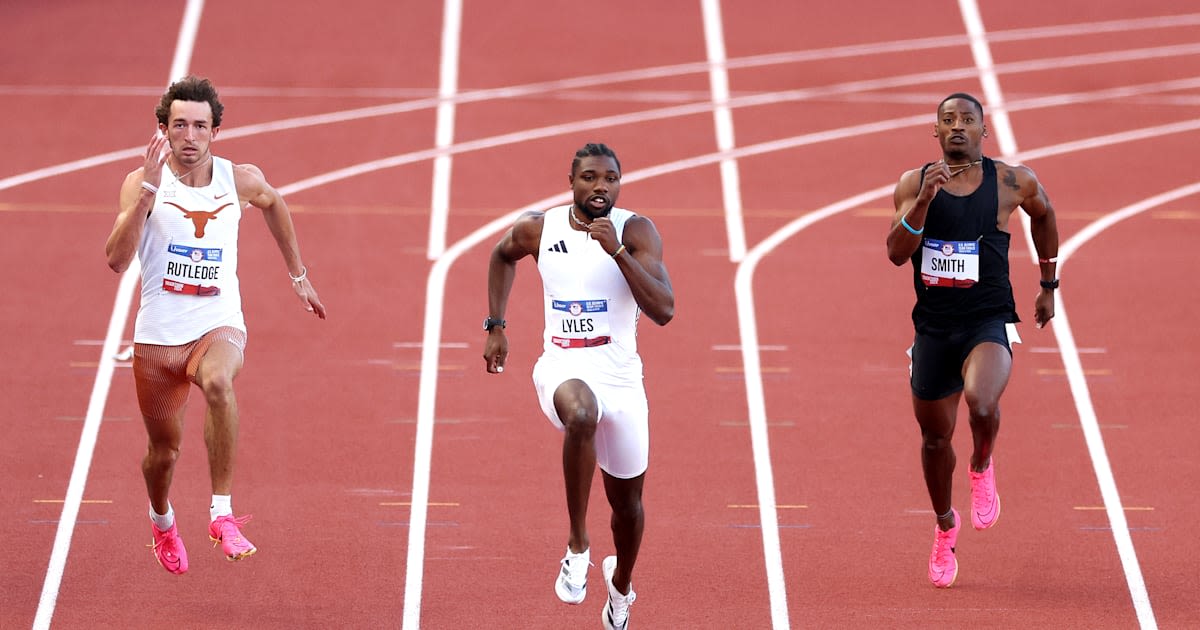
[140,181,158,194]
[289,267,307,283]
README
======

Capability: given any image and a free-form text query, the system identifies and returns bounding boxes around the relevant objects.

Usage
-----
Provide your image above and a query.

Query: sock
[150,502,175,531]
[210,494,232,521]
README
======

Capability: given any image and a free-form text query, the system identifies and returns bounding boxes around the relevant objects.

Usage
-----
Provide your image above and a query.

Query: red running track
[1,1,1198,628]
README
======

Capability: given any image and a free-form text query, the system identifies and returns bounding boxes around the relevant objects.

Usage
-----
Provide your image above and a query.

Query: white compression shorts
[531,355,649,479]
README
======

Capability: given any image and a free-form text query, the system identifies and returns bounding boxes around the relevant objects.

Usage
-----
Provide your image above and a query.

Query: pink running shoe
[928,508,960,588]
[151,522,189,575]
[208,514,257,561]
[969,458,1001,530]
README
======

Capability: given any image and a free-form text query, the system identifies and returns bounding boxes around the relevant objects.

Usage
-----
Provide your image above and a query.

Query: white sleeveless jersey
[134,156,245,345]
[536,206,643,381]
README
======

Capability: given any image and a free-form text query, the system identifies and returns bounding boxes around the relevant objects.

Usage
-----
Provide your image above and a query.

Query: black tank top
[910,157,1018,333]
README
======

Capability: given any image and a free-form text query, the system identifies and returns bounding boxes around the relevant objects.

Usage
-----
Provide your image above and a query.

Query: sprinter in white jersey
[106,76,326,575]
[484,144,674,630]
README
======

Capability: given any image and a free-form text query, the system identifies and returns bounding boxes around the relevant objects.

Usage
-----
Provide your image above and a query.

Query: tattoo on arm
[1002,169,1020,191]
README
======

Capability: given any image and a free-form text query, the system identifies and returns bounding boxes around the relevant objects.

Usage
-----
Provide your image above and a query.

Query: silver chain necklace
[569,206,590,228]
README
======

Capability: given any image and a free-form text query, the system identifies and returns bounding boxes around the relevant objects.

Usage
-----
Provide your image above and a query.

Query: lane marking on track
[701,0,748,263]
[425,0,462,260]
[392,363,464,372]
[1037,368,1112,376]
[1075,506,1154,511]
[1046,182,1200,630]
[716,366,791,373]
[381,502,460,507]
[9,31,1200,194]
[729,504,808,509]
[33,499,113,504]
[719,421,796,427]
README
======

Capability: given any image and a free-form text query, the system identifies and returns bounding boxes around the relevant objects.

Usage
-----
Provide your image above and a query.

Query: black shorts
[910,319,1012,401]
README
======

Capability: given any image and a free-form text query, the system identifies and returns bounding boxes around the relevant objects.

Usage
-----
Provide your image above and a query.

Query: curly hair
[155,75,224,127]
[571,143,621,175]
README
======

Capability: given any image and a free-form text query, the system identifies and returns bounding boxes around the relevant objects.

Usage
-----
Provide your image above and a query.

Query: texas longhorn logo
[165,201,233,238]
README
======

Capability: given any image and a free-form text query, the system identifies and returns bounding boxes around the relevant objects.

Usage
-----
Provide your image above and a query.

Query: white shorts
[532,355,649,479]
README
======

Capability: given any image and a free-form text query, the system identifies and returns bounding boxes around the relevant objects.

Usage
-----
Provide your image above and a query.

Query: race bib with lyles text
[550,299,610,338]
[920,238,979,288]
[162,242,223,296]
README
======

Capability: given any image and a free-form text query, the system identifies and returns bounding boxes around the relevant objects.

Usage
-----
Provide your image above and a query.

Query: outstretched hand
[292,276,327,319]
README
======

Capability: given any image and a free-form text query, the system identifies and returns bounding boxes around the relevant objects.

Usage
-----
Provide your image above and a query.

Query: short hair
[571,143,621,175]
[155,76,224,127]
[939,92,984,117]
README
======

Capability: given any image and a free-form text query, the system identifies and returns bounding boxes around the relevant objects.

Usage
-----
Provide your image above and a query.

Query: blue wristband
[900,216,924,235]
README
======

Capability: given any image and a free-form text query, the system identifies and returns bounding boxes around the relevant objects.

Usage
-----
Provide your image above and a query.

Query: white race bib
[162,242,223,296]
[549,299,610,344]
[920,238,979,288]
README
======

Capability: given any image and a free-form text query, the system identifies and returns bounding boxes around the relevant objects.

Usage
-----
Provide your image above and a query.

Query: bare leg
[195,340,244,496]
[913,392,962,531]
[602,471,645,595]
[554,379,599,554]
[142,407,186,515]
[963,342,1011,472]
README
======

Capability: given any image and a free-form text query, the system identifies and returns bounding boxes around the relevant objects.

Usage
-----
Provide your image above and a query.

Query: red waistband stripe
[550,335,612,349]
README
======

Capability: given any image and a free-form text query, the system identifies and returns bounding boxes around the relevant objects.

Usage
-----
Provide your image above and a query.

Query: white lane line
[966,4,1159,624]
[32,3,205,628]
[701,0,748,263]
[403,2,462,622]
[702,1,777,622]
[7,19,1200,194]
[958,0,1038,261]
[426,0,463,261]
[1049,186,1200,630]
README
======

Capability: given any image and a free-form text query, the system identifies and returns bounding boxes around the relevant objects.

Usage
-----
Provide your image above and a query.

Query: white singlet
[134,156,245,345]
[536,205,642,382]
[532,205,650,479]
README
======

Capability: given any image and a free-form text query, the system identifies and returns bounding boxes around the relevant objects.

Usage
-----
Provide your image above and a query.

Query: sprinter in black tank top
[887,93,1061,589]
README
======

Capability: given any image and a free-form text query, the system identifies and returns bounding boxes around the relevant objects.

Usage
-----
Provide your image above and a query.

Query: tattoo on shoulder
[1002,169,1020,191]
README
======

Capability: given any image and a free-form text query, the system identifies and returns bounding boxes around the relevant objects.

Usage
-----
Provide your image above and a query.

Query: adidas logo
[547,240,568,253]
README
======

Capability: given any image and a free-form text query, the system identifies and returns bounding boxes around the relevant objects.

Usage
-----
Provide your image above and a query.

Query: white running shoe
[601,555,636,630]
[554,546,590,604]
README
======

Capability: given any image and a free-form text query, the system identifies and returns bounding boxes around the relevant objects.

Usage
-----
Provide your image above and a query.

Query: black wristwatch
[1039,278,1060,290]
[483,316,506,331]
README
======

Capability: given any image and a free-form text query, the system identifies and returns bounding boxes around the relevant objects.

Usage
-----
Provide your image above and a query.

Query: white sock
[210,494,232,521]
[149,502,175,531]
